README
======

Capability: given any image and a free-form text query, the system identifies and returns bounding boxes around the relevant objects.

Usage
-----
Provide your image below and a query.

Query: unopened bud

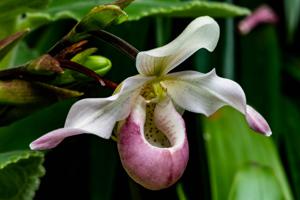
[0,79,83,105]
[71,48,97,64]
[246,105,272,136]
[0,79,44,105]
[82,55,112,76]
[26,54,63,75]
[71,49,112,79]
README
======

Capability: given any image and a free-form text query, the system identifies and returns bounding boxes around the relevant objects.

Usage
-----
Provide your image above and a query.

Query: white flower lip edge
[30,16,272,151]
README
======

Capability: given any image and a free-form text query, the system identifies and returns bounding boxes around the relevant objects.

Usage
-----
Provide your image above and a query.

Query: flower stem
[58,59,118,89]
[176,183,188,200]
[49,30,139,61]
[47,36,73,57]
[55,40,88,60]
[0,66,26,78]
[89,30,139,60]
[222,0,235,79]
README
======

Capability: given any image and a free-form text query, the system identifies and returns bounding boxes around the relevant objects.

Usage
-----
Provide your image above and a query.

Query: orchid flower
[30,16,271,190]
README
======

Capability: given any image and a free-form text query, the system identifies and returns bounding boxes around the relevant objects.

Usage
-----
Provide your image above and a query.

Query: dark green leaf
[89,139,118,200]
[282,99,300,199]
[0,150,45,200]
[239,26,281,135]
[125,1,250,21]
[0,99,73,150]
[285,56,300,81]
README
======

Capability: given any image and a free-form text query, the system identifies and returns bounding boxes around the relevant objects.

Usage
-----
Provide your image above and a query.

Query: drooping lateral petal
[161,69,247,116]
[136,16,220,76]
[64,75,153,139]
[30,128,83,150]
[118,97,188,190]
[30,75,152,150]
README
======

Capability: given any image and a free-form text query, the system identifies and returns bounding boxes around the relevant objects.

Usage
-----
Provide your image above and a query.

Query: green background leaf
[203,107,292,200]
[19,0,250,31]
[0,0,49,22]
[229,165,283,200]
[125,0,250,21]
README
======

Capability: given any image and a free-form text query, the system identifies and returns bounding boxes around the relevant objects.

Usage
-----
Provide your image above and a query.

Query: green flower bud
[71,49,112,80]
[71,48,97,63]
[82,55,112,76]
[50,49,112,85]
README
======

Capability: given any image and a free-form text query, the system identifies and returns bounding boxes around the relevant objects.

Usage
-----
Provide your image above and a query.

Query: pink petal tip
[246,105,272,136]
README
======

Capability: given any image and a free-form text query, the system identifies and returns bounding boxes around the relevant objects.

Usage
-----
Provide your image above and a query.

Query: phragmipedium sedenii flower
[30,16,271,190]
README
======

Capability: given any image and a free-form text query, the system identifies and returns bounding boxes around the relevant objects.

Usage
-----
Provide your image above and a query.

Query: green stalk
[222,18,235,79]
[176,183,188,200]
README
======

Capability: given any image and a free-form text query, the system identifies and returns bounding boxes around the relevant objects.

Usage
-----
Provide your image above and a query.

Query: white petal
[64,75,153,139]
[136,16,220,76]
[161,69,247,116]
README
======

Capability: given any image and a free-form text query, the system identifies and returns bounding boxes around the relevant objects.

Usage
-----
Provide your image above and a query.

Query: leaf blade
[203,107,293,200]
[0,150,45,200]
[125,1,250,21]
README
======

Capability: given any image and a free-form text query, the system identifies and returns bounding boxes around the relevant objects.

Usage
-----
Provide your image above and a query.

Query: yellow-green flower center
[140,81,171,148]
[140,80,166,102]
